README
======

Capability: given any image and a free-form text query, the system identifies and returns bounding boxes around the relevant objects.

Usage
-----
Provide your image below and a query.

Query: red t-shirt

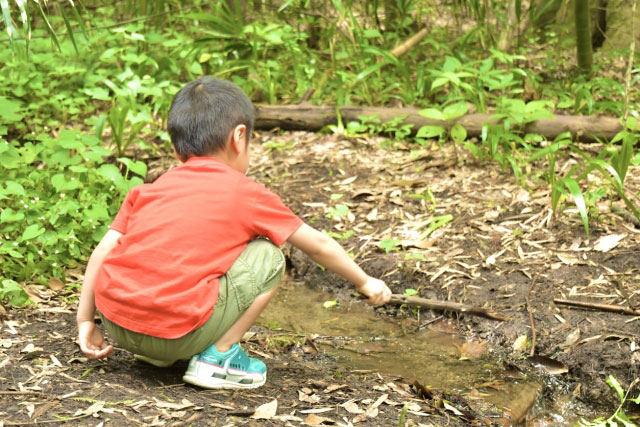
[94,157,303,339]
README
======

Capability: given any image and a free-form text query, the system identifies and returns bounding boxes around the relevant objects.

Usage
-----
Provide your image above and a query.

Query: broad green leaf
[431,77,449,90]
[0,279,31,307]
[419,108,445,121]
[403,288,418,296]
[84,87,111,101]
[0,96,23,123]
[85,205,109,220]
[117,157,147,178]
[416,125,445,139]
[561,178,589,236]
[98,164,123,183]
[21,224,46,241]
[443,102,468,121]
[379,238,401,253]
[2,181,25,196]
[1,208,25,223]
[450,123,467,143]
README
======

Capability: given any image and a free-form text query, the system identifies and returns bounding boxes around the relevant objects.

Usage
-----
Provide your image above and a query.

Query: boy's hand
[77,320,114,359]
[357,277,392,306]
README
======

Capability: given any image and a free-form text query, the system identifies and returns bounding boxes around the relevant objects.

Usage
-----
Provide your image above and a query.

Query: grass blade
[58,3,78,53]
[33,0,61,51]
[69,0,88,41]
[561,178,589,236]
[0,0,16,47]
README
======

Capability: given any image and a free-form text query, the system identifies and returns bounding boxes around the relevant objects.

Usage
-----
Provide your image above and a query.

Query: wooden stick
[0,391,43,396]
[389,294,509,321]
[526,273,540,357]
[554,299,640,316]
[391,27,430,58]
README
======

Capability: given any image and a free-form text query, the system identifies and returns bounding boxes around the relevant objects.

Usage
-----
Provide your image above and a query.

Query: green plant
[576,375,639,426]
[0,129,143,302]
[106,99,149,157]
[417,101,468,157]
[379,238,401,253]
[0,279,30,307]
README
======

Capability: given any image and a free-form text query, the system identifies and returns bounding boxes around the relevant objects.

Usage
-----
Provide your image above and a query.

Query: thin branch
[526,273,540,356]
[554,299,640,316]
[389,294,509,321]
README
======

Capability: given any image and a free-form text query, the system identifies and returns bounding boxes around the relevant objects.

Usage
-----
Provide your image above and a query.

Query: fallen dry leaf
[560,328,581,348]
[593,234,626,252]
[153,398,194,411]
[342,400,364,414]
[48,277,65,291]
[298,389,321,403]
[304,413,334,425]
[251,399,278,419]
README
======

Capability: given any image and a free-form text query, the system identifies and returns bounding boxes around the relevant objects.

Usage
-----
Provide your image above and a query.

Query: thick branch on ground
[255,105,623,142]
[554,298,640,316]
[389,294,509,321]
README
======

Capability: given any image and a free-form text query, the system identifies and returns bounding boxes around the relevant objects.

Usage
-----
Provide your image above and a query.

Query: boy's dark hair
[168,77,255,158]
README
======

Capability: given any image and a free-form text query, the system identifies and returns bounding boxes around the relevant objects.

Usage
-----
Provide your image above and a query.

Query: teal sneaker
[182,344,266,389]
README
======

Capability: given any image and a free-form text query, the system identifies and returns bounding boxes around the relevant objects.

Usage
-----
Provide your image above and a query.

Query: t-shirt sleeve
[244,180,303,246]
[110,187,140,234]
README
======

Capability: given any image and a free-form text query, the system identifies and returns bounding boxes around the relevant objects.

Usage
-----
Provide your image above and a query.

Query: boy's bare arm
[76,229,122,359]
[287,224,391,306]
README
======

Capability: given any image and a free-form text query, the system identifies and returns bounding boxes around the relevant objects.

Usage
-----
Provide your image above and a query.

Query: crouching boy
[76,77,392,389]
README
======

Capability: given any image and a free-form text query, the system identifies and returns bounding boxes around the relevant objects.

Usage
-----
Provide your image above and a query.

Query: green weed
[576,376,639,427]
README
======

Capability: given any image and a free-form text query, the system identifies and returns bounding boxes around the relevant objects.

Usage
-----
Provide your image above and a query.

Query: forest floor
[1,131,639,426]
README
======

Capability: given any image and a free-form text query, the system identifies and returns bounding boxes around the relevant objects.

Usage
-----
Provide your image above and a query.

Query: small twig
[525,273,540,356]
[296,88,315,104]
[0,414,91,426]
[0,391,44,396]
[389,294,509,321]
[554,299,640,316]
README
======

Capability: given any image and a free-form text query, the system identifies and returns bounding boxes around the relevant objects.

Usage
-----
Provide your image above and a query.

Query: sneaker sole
[182,373,266,390]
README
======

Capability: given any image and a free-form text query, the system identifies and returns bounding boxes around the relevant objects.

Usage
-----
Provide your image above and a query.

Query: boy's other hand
[77,321,114,359]
[358,277,392,306]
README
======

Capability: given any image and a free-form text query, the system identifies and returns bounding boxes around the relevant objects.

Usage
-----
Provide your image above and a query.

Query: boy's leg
[213,286,278,352]
[183,239,285,389]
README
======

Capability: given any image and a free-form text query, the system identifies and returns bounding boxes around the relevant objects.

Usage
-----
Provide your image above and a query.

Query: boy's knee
[243,239,285,282]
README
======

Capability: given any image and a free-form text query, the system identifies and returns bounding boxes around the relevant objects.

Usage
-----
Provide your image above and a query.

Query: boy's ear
[230,124,248,153]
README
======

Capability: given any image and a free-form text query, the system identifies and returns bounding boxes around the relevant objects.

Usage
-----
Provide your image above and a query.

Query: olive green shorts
[100,239,285,362]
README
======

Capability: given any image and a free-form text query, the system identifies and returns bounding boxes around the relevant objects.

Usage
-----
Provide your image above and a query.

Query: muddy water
[259,281,601,424]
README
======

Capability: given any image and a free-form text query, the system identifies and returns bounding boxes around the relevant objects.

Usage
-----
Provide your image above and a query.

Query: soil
[1,131,639,426]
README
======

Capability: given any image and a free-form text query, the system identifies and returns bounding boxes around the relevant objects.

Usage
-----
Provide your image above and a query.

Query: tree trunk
[575,0,594,74]
[254,104,623,143]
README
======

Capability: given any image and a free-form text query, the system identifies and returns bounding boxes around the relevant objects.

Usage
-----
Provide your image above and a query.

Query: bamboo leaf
[33,0,61,51]
[561,178,589,236]
[59,4,78,53]
[606,375,625,402]
[69,0,89,41]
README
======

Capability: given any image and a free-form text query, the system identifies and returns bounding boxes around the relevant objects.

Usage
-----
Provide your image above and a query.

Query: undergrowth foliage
[0,130,144,306]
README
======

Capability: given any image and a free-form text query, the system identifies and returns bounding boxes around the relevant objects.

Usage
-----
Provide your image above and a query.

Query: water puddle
[259,282,549,422]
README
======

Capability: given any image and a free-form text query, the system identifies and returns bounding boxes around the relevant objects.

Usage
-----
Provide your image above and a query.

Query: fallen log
[388,294,509,321]
[554,298,640,316]
[255,104,623,142]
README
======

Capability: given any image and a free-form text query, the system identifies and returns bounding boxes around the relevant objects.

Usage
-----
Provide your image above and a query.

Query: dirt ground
[1,131,639,426]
